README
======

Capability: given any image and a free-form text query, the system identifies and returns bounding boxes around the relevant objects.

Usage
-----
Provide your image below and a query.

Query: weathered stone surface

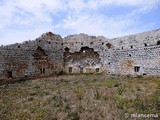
[0,32,63,80]
[0,29,160,81]
[63,29,160,75]
[63,33,111,73]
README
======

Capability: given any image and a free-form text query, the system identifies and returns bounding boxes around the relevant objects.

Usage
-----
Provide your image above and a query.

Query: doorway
[96,68,100,73]
[7,71,13,78]
[69,67,72,73]
[80,68,83,73]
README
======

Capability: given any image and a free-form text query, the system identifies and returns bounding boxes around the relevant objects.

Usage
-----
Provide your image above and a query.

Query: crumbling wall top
[63,33,110,43]
[110,29,160,49]
[39,32,62,42]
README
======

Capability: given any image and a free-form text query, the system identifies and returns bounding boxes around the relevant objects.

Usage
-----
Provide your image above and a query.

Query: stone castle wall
[63,33,111,73]
[63,29,160,75]
[0,32,63,80]
[0,29,160,81]
[107,45,160,75]
[107,29,160,75]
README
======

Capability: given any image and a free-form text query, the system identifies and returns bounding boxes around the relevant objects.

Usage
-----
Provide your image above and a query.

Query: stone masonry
[0,29,160,80]
[0,32,63,80]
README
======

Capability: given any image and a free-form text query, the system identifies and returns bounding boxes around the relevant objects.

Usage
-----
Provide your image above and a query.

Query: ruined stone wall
[0,32,63,80]
[63,33,111,73]
[107,45,160,75]
[110,29,160,49]
[1,29,160,79]
[63,29,160,75]
[107,29,160,75]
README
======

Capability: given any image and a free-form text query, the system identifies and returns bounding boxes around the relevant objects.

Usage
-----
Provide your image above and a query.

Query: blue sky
[0,0,160,45]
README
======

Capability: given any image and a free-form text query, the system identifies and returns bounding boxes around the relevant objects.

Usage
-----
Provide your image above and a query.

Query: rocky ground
[0,74,160,120]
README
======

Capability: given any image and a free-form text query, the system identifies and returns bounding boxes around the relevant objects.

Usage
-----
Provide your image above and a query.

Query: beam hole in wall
[24,75,28,78]
[144,43,147,47]
[134,66,140,72]
[81,43,83,45]
[18,46,20,48]
[48,42,51,44]
[157,40,160,45]
[106,43,112,49]
[90,42,93,45]
[64,47,70,52]
[131,46,133,49]
[122,47,123,50]
[102,42,104,45]
[129,54,131,57]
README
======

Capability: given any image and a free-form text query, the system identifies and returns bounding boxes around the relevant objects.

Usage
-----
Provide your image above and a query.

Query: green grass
[0,75,160,120]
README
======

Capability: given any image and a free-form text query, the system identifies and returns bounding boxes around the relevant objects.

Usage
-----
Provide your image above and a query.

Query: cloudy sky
[0,0,160,45]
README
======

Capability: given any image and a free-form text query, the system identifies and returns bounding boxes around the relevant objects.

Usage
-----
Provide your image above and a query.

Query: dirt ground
[0,74,160,120]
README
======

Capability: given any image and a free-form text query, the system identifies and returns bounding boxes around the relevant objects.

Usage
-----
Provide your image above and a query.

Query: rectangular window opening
[40,68,45,74]
[134,66,140,72]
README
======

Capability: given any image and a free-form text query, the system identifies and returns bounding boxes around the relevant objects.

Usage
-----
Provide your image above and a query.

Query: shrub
[133,95,145,112]
[66,112,80,120]
[74,88,83,100]
[136,75,143,78]
[114,83,121,87]
[30,92,38,96]
[53,95,63,107]
[94,89,102,100]
[117,85,126,95]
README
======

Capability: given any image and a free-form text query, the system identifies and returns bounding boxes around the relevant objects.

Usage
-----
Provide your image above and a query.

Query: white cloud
[60,12,139,38]
[0,0,159,45]
[67,0,86,12]
[62,14,107,35]
[66,0,160,12]
[100,0,160,7]
[0,0,66,45]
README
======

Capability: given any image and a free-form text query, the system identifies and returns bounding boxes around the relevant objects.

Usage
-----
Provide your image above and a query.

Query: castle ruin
[0,29,160,80]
